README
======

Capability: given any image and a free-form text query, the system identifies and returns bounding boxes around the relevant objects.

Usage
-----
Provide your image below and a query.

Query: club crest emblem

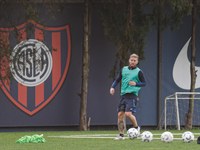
[10,39,53,87]
[0,20,71,115]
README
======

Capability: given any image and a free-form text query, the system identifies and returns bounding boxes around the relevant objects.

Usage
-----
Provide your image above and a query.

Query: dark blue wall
[0,3,199,128]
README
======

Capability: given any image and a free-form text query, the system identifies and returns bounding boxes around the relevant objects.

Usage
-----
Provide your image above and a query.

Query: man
[110,53,146,140]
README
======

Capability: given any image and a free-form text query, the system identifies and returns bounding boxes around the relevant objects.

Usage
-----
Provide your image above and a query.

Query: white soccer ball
[141,131,153,142]
[161,131,173,143]
[182,131,194,143]
[127,128,138,139]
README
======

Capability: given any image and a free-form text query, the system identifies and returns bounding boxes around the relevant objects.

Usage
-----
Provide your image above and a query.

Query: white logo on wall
[172,37,200,90]
[10,39,53,87]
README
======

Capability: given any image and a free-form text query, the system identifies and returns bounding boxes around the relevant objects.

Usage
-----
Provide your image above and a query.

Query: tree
[98,0,150,79]
[95,0,151,130]
[148,0,192,129]
[157,0,163,130]
[185,0,197,130]
[97,0,192,130]
[78,0,92,131]
[0,0,93,131]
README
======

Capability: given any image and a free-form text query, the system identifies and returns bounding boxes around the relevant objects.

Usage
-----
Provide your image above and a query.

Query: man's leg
[125,111,140,137]
[125,112,137,127]
[114,110,125,140]
[118,110,125,134]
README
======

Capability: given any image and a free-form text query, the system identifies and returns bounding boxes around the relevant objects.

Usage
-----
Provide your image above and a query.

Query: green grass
[0,130,200,150]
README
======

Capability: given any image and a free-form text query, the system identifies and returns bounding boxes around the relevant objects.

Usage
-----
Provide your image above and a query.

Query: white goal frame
[164,92,200,130]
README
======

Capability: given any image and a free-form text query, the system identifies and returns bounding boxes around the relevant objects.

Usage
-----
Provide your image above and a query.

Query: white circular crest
[10,39,53,87]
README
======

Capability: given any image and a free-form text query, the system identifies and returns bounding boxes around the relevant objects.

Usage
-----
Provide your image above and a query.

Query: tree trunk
[119,0,133,131]
[185,0,196,130]
[157,0,162,130]
[79,0,91,131]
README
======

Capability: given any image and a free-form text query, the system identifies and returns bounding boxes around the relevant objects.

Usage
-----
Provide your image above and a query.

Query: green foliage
[0,0,64,83]
[96,0,192,80]
[97,0,151,79]
[43,0,65,21]
[149,0,192,31]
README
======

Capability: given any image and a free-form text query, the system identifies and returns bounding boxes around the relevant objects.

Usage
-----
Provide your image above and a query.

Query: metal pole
[164,98,167,130]
[175,93,180,130]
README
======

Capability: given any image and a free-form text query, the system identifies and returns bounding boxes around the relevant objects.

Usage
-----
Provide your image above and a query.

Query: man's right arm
[110,69,122,95]
[110,69,122,88]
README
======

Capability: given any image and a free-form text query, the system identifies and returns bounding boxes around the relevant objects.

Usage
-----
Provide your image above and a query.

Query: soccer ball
[161,131,173,143]
[127,128,138,139]
[141,131,153,142]
[182,131,194,143]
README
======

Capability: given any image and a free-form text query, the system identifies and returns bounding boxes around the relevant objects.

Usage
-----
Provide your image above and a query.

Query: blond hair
[130,53,139,59]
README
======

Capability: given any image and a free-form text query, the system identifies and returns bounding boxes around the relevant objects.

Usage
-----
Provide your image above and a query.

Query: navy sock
[120,134,124,137]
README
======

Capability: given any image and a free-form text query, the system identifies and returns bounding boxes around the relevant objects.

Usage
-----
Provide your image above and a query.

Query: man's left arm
[135,70,146,87]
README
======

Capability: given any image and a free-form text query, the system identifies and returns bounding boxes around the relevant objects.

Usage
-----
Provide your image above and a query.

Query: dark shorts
[117,98,137,114]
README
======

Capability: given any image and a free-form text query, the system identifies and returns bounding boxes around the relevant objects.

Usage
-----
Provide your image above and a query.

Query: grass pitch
[0,129,200,150]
